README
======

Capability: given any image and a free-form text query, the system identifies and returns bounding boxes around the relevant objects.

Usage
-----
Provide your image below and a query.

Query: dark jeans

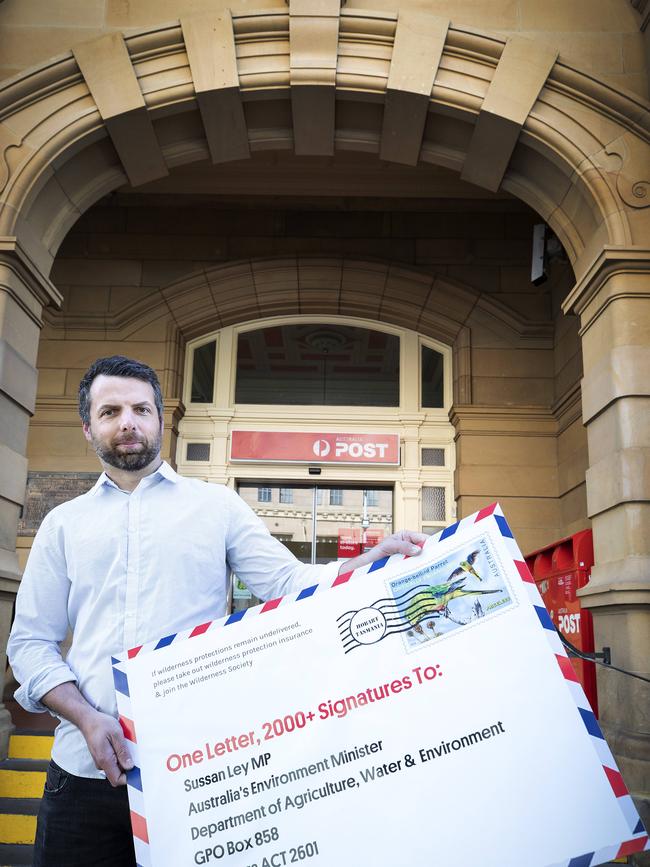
[33,761,137,867]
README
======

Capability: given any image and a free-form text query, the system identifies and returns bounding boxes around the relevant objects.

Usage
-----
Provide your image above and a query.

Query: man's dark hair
[78,356,164,424]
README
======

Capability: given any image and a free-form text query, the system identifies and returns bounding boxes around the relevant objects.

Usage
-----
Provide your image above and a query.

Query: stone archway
[0,4,648,820]
[0,7,647,275]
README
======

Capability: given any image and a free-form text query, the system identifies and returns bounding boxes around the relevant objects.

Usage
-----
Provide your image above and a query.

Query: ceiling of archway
[55,151,561,338]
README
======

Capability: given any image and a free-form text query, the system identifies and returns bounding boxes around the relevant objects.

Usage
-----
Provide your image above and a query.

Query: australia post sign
[230,430,400,465]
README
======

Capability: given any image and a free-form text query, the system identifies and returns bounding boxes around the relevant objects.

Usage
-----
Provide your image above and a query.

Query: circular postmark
[349,608,387,645]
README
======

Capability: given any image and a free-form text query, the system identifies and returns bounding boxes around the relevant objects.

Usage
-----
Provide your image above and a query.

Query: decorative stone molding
[181,12,249,164]
[0,10,647,286]
[72,33,169,187]
[449,404,557,435]
[0,239,62,317]
[461,37,557,192]
[605,133,650,209]
[289,0,340,155]
[41,256,553,349]
[552,381,583,435]
[561,246,650,321]
[379,11,448,166]
[0,125,22,195]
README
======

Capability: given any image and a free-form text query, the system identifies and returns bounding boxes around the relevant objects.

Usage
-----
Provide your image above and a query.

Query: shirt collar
[88,460,179,496]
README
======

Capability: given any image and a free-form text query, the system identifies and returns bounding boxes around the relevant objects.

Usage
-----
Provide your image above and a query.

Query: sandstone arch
[0,5,647,288]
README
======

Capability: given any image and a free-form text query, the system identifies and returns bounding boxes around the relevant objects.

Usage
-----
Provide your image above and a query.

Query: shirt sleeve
[7,512,78,714]
[223,488,341,600]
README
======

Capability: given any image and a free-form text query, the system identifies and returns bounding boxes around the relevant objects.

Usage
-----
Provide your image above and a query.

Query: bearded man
[8,355,424,866]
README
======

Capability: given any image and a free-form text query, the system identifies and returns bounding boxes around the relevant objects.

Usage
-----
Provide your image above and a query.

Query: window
[329,489,343,506]
[279,488,293,504]
[191,341,216,403]
[422,486,446,522]
[366,490,379,507]
[258,487,272,503]
[421,345,444,408]
[235,324,400,406]
[186,443,210,461]
[421,447,445,466]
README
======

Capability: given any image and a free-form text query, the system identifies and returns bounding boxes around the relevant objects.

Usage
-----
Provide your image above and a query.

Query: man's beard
[93,431,162,472]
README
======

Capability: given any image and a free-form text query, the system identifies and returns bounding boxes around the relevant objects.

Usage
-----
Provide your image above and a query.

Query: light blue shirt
[8,462,339,777]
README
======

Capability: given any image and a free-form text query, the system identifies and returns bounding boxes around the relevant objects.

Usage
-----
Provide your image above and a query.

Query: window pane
[421,345,444,408]
[366,490,379,507]
[191,341,216,403]
[330,489,343,506]
[235,325,399,406]
[421,447,445,466]
[279,488,293,504]
[186,443,210,462]
[239,484,314,566]
[422,486,445,521]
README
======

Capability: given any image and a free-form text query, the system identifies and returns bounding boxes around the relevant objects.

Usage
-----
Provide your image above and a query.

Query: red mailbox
[525,530,598,716]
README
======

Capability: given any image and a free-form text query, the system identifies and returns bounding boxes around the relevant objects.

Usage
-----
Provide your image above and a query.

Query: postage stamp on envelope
[338,532,516,654]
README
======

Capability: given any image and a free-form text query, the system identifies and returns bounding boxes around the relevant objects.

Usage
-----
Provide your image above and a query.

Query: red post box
[525,530,598,716]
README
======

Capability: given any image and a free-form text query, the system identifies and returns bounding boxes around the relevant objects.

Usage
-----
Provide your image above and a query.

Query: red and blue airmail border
[112,503,648,867]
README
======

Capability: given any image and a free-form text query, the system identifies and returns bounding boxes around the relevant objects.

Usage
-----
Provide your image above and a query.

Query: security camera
[531,223,547,286]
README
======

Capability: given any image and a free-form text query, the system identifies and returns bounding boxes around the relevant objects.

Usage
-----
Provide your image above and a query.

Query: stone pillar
[0,241,61,757]
[450,405,561,554]
[563,249,650,831]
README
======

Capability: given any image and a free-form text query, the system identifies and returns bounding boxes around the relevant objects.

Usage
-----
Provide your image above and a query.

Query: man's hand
[339,529,428,574]
[41,682,134,786]
[79,710,134,787]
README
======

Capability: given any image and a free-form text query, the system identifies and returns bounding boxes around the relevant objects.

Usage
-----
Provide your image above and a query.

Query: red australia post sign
[230,431,400,465]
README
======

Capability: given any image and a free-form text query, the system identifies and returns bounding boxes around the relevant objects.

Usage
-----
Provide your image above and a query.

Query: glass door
[314,487,393,563]
[234,483,393,609]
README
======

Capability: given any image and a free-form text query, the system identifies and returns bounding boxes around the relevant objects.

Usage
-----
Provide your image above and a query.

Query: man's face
[83,375,162,472]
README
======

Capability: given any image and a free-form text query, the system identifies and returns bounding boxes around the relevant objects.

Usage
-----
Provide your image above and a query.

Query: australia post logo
[312,437,392,461]
[312,439,331,458]
[231,431,400,464]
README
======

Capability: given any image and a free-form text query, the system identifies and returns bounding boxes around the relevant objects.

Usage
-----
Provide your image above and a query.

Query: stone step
[0,842,34,865]
[0,731,53,864]
[7,735,53,762]
[0,769,45,800]
[0,809,36,845]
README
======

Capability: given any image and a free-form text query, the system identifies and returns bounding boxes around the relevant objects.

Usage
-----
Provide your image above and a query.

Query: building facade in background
[0,0,648,831]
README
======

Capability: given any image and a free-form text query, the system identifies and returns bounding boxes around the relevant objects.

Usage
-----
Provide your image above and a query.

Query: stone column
[563,248,650,830]
[450,405,561,554]
[0,241,61,757]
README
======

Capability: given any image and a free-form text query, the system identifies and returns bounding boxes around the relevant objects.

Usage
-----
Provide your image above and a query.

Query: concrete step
[0,769,46,799]
[0,731,52,863]
[0,842,33,865]
[8,735,53,762]
[0,809,36,845]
